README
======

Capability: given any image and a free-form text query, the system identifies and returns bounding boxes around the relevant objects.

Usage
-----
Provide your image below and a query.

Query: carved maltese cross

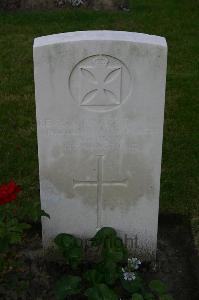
[79,57,121,106]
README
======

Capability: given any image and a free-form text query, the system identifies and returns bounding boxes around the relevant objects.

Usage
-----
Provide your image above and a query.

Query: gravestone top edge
[33,30,167,48]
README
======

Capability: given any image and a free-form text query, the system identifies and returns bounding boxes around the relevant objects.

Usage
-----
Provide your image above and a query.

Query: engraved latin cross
[73,155,128,228]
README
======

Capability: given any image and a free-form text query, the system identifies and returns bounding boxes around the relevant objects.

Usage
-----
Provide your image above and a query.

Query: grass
[0,0,198,217]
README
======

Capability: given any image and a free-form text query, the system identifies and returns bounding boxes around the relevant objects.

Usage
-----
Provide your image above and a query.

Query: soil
[0,214,198,300]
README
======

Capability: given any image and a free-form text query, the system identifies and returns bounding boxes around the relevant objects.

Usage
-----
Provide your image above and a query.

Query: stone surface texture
[33,31,167,259]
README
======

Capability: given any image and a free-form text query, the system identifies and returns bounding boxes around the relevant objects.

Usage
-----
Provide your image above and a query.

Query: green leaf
[84,269,103,285]
[67,246,84,268]
[159,294,174,300]
[85,283,118,300]
[132,293,144,300]
[102,239,126,263]
[54,233,77,250]
[149,280,167,296]
[9,231,22,244]
[121,274,143,294]
[54,275,81,300]
[97,260,119,285]
[91,227,117,246]
[19,200,41,222]
[142,292,155,300]
[41,209,50,219]
[54,234,84,268]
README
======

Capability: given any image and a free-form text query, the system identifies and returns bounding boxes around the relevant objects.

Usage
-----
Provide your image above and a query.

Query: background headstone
[34,31,167,259]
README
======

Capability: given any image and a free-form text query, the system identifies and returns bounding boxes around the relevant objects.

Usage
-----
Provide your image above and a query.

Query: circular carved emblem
[69,54,132,112]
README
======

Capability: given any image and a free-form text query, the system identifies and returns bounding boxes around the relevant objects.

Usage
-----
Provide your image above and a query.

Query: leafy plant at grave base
[83,269,103,285]
[132,293,144,300]
[54,275,82,300]
[85,283,118,300]
[96,259,119,285]
[18,198,50,223]
[0,180,30,271]
[91,227,128,263]
[0,181,49,297]
[149,279,167,296]
[54,233,84,269]
[148,279,174,300]
[142,292,155,300]
[54,227,174,300]
[0,180,49,275]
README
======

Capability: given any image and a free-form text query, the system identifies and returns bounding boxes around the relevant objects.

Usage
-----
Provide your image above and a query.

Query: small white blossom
[128,257,141,270]
[123,271,136,281]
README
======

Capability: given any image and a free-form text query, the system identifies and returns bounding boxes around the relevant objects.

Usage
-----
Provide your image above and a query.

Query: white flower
[128,257,141,270]
[122,268,136,281]
[123,271,136,281]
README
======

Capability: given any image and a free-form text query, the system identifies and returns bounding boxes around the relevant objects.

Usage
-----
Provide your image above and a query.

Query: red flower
[0,180,21,206]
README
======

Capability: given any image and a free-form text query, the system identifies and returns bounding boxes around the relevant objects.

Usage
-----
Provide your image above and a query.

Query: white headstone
[34,31,167,259]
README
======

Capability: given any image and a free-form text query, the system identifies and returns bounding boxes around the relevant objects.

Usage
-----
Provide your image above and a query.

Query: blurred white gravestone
[33,31,167,259]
